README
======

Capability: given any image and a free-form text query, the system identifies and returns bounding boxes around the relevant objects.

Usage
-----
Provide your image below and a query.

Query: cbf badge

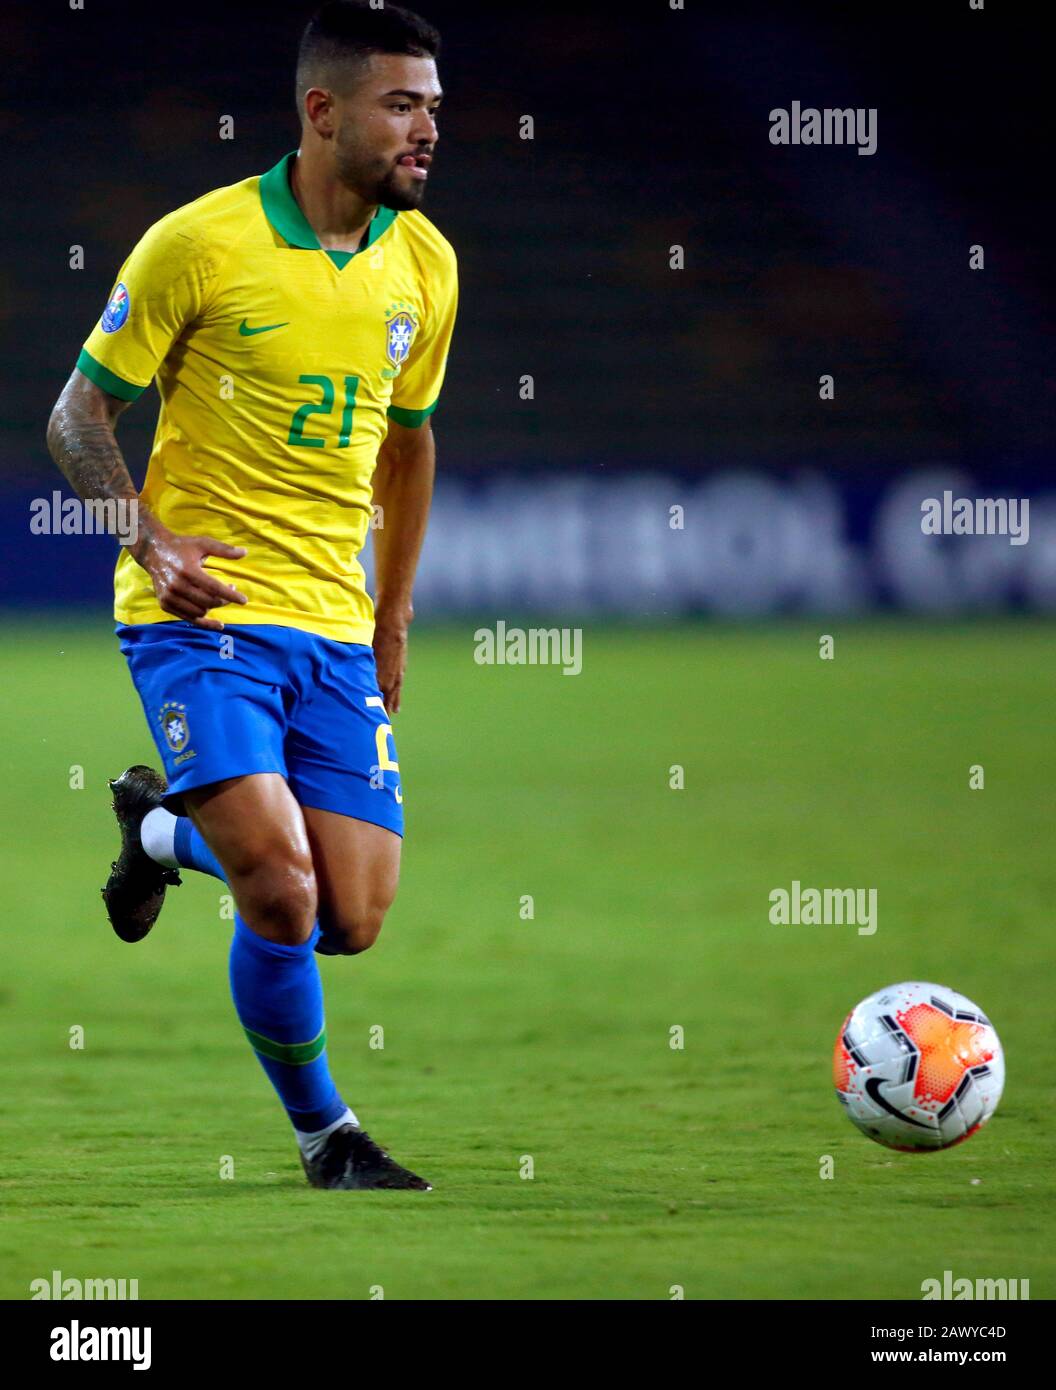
[381,301,418,379]
[101,282,130,333]
[158,701,194,763]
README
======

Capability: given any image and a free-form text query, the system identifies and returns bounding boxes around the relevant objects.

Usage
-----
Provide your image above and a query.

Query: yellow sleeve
[78,213,217,401]
[387,245,458,428]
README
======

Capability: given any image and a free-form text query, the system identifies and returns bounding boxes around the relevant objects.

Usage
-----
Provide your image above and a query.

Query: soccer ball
[833,981,1004,1151]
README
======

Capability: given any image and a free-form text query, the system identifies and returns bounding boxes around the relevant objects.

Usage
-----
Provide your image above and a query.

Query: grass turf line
[0,620,1052,1299]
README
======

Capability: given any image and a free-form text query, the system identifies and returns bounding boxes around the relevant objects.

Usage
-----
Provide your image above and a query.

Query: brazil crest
[384,302,418,374]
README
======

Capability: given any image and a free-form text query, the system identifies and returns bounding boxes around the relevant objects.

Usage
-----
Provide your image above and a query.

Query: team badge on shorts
[158,701,192,758]
[101,282,130,333]
[382,301,418,377]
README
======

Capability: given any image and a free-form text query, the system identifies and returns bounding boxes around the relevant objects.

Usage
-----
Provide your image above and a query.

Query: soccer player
[46,0,456,1191]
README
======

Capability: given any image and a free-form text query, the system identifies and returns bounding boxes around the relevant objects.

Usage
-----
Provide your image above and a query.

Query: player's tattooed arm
[47,369,139,509]
[371,417,437,713]
[47,367,249,631]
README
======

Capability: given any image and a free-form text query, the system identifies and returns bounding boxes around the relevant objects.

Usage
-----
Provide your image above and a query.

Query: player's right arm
[46,368,247,630]
[47,209,247,630]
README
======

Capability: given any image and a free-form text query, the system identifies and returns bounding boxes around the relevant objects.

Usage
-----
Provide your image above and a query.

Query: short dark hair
[296,0,440,109]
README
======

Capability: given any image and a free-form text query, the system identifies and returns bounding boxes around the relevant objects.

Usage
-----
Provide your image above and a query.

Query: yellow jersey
[78,152,458,643]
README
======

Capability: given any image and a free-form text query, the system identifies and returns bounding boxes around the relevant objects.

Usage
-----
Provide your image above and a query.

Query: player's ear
[302,86,339,138]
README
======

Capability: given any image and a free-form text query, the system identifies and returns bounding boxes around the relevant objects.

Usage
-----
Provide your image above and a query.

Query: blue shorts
[117,622,403,836]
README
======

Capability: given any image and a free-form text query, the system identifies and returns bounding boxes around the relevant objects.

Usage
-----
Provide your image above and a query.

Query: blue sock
[174,818,227,882]
[228,914,348,1135]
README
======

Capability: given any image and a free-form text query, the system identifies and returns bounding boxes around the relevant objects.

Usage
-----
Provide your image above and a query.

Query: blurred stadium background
[2,0,1052,619]
[1,0,1053,1302]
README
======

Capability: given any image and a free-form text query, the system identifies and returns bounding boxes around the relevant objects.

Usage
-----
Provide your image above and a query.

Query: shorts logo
[382,301,418,377]
[101,282,130,333]
[159,701,191,754]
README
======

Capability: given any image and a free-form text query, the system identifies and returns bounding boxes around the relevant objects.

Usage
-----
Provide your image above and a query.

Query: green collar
[259,152,398,267]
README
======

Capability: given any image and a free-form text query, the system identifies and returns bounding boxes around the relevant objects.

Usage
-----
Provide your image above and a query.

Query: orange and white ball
[833,982,1004,1151]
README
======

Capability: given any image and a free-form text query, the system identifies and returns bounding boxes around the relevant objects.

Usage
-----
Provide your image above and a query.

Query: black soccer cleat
[101,765,181,944]
[301,1125,432,1191]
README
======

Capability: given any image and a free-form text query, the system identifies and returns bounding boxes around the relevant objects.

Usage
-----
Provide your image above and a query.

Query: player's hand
[373,612,410,714]
[137,528,248,631]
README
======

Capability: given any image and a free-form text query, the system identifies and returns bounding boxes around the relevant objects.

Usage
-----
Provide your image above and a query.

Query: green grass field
[1,618,1053,1300]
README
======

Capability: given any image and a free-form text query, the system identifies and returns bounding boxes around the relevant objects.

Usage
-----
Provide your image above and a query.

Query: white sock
[296,1108,359,1161]
[140,807,179,867]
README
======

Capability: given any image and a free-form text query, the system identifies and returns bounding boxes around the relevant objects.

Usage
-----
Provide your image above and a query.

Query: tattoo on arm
[46,374,157,561]
[47,407,138,506]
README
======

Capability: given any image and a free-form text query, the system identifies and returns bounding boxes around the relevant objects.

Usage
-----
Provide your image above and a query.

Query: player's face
[333,54,442,211]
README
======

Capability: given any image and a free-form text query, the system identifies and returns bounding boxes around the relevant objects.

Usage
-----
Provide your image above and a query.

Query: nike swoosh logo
[238,318,289,336]
[864,1076,932,1129]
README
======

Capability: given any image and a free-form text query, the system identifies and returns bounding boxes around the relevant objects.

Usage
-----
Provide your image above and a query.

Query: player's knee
[236,854,318,946]
[318,902,388,955]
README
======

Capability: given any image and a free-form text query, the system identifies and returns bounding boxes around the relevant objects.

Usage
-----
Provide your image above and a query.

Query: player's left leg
[135,801,400,957]
[302,808,401,955]
[272,633,426,1183]
[107,622,428,1190]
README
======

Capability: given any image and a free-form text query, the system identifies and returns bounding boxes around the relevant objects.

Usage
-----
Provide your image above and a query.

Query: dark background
[0,0,1051,608]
